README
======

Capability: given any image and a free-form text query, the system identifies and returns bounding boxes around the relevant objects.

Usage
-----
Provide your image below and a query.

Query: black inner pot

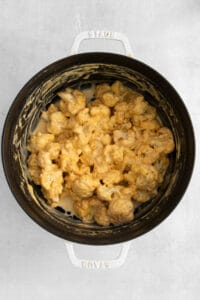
[1,53,195,245]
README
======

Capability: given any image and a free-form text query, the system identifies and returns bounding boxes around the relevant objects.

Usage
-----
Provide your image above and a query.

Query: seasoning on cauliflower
[27,81,175,226]
[72,175,99,198]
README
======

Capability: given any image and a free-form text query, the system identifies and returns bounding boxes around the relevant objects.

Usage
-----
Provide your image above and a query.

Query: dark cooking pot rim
[1,52,195,245]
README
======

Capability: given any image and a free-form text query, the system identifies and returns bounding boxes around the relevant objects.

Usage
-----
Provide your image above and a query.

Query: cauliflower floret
[136,144,160,164]
[108,198,134,225]
[47,143,61,160]
[72,175,99,198]
[101,170,123,186]
[55,131,72,144]
[74,124,92,145]
[28,133,54,152]
[124,164,158,192]
[73,199,95,223]
[150,127,175,154]
[76,108,90,124]
[111,81,125,96]
[47,111,67,135]
[40,165,63,201]
[38,151,52,169]
[114,101,129,112]
[153,155,169,183]
[90,199,110,226]
[95,83,111,98]
[101,92,119,107]
[140,119,160,130]
[58,89,86,115]
[96,184,120,202]
[90,104,110,119]
[73,198,110,225]
[59,142,79,173]
[101,134,112,145]
[27,153,41,185]
[93,163,111,177]
[113,129,136,148]
[132,96,148,115]
[103,144,124,165]
[132,189,154,203]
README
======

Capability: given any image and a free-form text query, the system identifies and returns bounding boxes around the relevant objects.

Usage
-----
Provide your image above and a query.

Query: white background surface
[0,0,200,299]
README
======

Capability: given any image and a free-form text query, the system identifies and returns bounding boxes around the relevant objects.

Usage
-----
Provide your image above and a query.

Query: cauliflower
[101,170,123,186]
[95,83,111,98]
[58,89,86,115]
[96,184,120,202]
[47,143,61,160]
[47,111,67,135]
[40,165,63,201]
[72,175,99,198]
[136,144,160,164]
[131,96,148,115]
[113,129,136,148]
[124,164,158,192]
[150,127,175,154]
[103,144,124,165]
[27,153,41,185]
[153,155,169,183]
[73,198,110,226]
[38,151,52,169]
[131,189,154,202]
[59,142,79,173]
[73,199,95,223]
[90,103,110,119]
[111,80,125,96]
[76,108,90,124]
[108,198,134,225]
[28,133,54,152]
[92,202,110,226]
[27,81,175,226]
[101,92,119,107]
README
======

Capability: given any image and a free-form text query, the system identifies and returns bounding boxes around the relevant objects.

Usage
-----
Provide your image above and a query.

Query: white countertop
[0,0,200,299]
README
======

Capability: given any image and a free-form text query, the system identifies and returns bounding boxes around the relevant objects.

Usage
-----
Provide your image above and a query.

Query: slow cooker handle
[70,30,133,57]
[65,241,131,269]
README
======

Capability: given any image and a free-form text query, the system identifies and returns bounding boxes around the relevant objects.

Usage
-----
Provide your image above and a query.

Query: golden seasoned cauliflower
[58,89,86,115]
[103,144,124,165]
[95,83,111,98]
[111,80,125,96]
[73,198,94,223]
[47,111,67,135]
[73,198,110,226]
[76,108,90,124]
[108,198,134,225]
[72,175,99,198]
[59,142,79,173]
[37,151,52,169]
[101,92,119,107]
[150,127,175,154]
[28,133,54,152]
[132,96,148,115]
[90,103,110,119]
[96,184,119,202]
[27,81,175,226]
[113,129,136,148]
[92,203,110,226]
[47,143,61,160]
[40,165,63,201]
[101,170,123,186]
[27,153,41,185]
